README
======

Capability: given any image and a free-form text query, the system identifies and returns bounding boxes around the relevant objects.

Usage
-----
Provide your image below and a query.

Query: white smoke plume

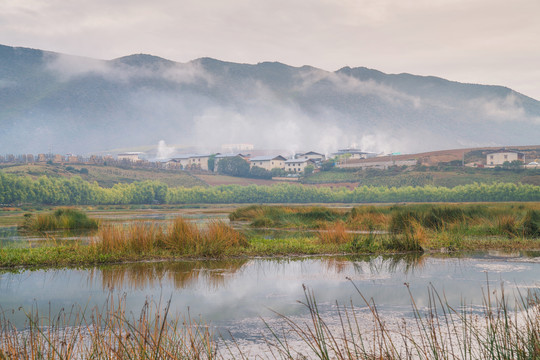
[156,140,176,160]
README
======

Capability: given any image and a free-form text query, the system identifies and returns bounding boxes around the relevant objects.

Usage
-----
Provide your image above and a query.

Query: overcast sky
[1,0,539,100]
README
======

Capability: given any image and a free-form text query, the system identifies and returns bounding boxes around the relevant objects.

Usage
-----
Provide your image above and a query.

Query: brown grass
[164,217,202,253]
[93,218,246,258]
[0,295,218,359]
[97,222,162,254]
[348,211,389,231]
[317,221,352,245]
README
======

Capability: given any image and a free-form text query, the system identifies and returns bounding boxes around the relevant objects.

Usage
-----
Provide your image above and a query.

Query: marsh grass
[317,221,351,245]
[93,218,247,258]
[230,205,346,229]
[0,295,219,359]
[98,222,162,254]
[387,205,540,250]
[3,281,537,359]
[21,208,99,231]
[266,281,540,360]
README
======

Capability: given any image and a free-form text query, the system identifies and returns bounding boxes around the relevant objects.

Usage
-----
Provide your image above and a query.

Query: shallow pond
[1,252,539,347]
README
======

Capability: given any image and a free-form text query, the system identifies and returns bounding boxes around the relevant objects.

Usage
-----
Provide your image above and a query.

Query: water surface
[1,253,539,339]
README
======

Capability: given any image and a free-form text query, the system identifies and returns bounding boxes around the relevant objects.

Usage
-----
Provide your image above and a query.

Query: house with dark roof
[295,151,325,162]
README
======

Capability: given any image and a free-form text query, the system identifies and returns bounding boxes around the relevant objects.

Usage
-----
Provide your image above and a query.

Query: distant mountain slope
[1,44,539,154]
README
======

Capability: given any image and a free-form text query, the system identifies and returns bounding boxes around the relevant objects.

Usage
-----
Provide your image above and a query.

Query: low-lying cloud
[3,51,539,155]
[46,53,212,85]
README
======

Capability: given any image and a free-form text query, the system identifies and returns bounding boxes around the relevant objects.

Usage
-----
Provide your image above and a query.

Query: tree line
[1,172,539,205]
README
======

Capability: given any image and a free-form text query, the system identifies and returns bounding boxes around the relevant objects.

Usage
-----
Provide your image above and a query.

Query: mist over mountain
[1,44,539,155]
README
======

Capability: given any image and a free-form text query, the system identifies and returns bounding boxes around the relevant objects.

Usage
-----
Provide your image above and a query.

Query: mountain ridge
[1,44,539,154]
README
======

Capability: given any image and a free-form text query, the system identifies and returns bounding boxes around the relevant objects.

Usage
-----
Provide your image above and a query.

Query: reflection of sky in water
[1,254,539,333]
[0,226,95,247]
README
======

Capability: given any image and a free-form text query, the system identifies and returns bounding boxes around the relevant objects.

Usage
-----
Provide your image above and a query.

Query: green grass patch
[21,208,99,231]
[229,205,348,228]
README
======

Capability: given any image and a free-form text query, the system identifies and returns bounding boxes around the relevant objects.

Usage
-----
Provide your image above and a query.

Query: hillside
[0,163,206,188]
[1,44,540,155]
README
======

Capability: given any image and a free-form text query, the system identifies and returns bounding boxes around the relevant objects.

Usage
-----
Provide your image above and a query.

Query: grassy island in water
[1,203,540,268]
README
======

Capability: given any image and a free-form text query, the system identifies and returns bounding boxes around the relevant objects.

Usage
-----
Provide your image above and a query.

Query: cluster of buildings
[2,148,539,173]
[164,151,329,174]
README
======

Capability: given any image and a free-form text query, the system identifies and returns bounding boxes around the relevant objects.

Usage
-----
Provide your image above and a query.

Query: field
[0,163,206,188]
[303,166,540,187]
[194,173,278,186]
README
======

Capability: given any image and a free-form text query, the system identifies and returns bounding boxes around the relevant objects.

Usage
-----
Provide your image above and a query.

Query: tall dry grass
[0,295,218,359]
[317,222,351,245]
[164,217,202,254]
[96,222,162,254]
[93,218,246,258]
[267,281,540,359]
[1,281,538,359]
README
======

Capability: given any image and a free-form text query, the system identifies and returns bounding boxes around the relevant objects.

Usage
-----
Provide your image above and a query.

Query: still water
[1,253,539,343]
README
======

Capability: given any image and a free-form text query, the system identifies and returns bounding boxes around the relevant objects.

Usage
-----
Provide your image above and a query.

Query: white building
[486,151,524,167]
[285,158,316,173]
[248,155,286,171]
[118,152,143,162]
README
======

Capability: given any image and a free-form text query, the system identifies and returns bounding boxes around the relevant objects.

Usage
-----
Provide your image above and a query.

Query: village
[1,146,539,179]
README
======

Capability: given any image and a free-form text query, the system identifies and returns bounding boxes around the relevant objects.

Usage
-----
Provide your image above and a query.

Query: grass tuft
[21,208,99,231]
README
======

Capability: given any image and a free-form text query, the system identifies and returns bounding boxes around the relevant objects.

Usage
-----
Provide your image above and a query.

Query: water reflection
[329,253,427,275]
[93,259,247,291]
[0,226,96,248]
[1,254,539,332]
[89,256,427,293]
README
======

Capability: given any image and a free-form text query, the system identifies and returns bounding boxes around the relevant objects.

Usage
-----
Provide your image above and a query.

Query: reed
[164,217,202,254]
[96,222,162,254]
[93,218,247,258]
[230,205,347,229]
[1,282,538,359]
[317,221,351,245]
[198,221,248,257]
[267,281,540,360]
[496,214,519,238]
[0,295,219,359]
[232,204,540,245]
[522,209,540,237]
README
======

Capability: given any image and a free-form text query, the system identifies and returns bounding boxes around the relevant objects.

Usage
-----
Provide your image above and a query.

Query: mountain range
[1,44,539,155]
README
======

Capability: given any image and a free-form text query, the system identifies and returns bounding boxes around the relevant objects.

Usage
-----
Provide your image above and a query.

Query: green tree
[321,159,335,171]
[208,154,216,172]
[217,157,250,177]
[249,166,272,179]
[304,165,315,176]
[271,168,287,177]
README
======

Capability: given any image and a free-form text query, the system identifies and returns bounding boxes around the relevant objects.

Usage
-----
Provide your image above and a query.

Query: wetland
[1,204,539,358]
